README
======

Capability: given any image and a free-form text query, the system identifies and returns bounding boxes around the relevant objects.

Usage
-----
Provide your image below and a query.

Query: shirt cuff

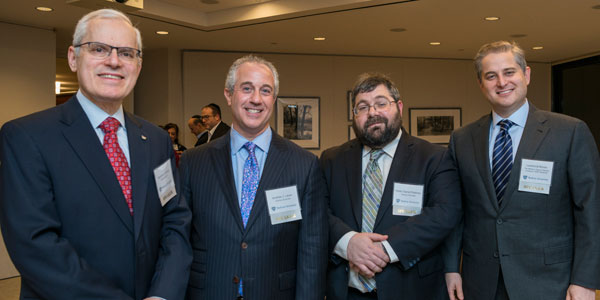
[333,231,358,260]
[381,240,399,263]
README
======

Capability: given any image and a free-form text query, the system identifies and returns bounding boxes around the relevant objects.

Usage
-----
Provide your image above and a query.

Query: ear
[525,66,531,85]
[67,46,78,72]
[396,100,404,117]
[224,88,233,106]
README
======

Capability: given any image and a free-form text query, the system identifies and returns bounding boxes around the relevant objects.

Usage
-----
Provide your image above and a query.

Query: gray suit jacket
[443,104,600,299]
[180,131,327,300]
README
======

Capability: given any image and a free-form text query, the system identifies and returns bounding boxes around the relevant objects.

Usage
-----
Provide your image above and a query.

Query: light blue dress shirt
[488,100,529,169]
[230,127,272,206]
[76,90,130,165]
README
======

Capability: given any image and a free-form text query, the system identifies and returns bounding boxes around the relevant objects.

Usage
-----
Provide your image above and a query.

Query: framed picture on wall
[276,96,320,149]
[347,90,354,121]
[348,124,356,141]
[409,107,462,144]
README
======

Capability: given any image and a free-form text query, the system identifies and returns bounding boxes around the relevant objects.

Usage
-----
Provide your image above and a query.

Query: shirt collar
[362,129,403,159]
[76,90,126,130]
[230,126,272,155]
[492,100,529,129]
[209,121,222,136]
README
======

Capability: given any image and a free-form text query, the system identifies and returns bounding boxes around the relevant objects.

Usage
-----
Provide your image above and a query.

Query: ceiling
[3,0,600,93]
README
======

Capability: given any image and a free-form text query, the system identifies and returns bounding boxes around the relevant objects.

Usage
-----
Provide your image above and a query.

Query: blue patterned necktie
[240,142,259,227]
[492,119,515,206]
[359,149,385,291]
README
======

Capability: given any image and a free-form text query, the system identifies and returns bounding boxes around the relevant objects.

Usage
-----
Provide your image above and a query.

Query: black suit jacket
[321,129,462,300]
[196,122,230,146]
[443,105,600,299]
[180,131,327,299]
[0,97,192,300]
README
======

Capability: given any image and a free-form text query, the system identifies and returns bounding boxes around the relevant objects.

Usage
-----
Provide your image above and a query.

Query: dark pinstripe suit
[180,131,328,299]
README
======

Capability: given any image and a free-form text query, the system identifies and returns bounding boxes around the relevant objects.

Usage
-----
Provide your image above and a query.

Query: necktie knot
[99,117,120,134]
[369,149,385,163]
[498,119,515,132]
[244,142,257,155]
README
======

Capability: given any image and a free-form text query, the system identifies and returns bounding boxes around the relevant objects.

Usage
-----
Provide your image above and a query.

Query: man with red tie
[0,9,191,300]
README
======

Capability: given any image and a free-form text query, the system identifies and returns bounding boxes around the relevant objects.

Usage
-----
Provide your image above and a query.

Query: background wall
[165,51,551,154]
[0,21,56,279]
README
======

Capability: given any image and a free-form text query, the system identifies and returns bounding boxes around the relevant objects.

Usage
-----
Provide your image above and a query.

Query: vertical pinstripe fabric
[492,119,515,206]
[360,149,385,291]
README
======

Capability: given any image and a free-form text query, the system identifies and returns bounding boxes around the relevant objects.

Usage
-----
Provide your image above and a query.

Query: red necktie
[99,117,133,215]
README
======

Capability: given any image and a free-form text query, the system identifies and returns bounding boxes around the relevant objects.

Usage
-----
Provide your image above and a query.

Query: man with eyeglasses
[321,73,461,300]
[180,55,327,299]
[0,9,191,300]
[196,103,230,145]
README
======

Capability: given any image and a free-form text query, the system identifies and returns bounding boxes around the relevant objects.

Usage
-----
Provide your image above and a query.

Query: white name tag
[153,159,177,206]
[518,159,554,195]
[392,183,424,216]
[265,185,302,225]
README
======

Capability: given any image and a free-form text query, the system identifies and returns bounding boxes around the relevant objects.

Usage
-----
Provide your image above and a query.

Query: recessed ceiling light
[532,46,544,50]
[592,4,600,9]
[484,16,500,21]
[510,33,528,38]
[390,28,407,33]
[36,6,53,12]
[429,42,441,46]
[314,37,326,41]
[156,31,169,35]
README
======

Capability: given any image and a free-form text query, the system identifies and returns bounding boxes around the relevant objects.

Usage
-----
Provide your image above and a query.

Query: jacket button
[241,242,248,249]
[493,251,499,258]
[496,218,503,225]
[233,276,240,284]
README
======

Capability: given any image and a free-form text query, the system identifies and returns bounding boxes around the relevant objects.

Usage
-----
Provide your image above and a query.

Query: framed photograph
[348,124,356,140]
[347,90,354,121]
[276,97,320,149]
[408,108,462,144]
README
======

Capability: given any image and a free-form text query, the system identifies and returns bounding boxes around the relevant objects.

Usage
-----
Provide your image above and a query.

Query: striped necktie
[359,149,385,291]
[492,119,515,206]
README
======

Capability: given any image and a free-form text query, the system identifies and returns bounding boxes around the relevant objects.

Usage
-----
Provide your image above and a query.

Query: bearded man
[320,73,462,300]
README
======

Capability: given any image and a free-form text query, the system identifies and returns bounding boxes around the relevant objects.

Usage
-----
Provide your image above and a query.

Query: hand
[445,272,464,300]
[347,232,389,278]
[565,284,595,300]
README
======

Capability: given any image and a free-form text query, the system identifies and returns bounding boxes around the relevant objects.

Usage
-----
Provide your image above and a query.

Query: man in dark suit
[180,55,327,299]
[196,103,230,145]
[0,9,192,300]
[322,73,462,300]
[188,115,208,147]
[443,41,600,300]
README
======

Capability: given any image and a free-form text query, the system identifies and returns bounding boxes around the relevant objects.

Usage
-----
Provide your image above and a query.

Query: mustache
[364,116,388,128]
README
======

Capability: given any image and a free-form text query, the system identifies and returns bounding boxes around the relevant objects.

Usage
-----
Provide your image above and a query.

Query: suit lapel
[500,105,549,211]
[374,129,412,229]
[244,133,291,233]
[471,114,500,211]
[60,98,134,233]
[125,112,150,239]
[344,140,364,230]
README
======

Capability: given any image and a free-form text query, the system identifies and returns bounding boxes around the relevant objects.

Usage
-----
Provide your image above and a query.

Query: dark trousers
[495,270,509,300]
[348,287,378,300]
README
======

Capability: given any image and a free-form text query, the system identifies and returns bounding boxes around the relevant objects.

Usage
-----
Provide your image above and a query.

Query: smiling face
[478,51,530,118]
[352,84,403,148]
[67,18,141,113]
[224,62,275,140]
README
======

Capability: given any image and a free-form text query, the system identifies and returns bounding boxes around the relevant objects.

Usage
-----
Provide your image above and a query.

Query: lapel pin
[141,135,147,140]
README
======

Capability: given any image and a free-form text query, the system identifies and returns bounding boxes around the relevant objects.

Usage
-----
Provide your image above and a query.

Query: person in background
[164,122,187,153]
[197,103,230,145]
[188,115,208,147]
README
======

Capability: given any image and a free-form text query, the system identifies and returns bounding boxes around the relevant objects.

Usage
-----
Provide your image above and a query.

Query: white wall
[0,21,56,279]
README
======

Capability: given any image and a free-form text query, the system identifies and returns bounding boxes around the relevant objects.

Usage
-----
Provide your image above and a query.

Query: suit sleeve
[146,136,193,299]
[380,147,462,270]
[295,156,328,299]
[567,121,600,289]
[0,121,132,299]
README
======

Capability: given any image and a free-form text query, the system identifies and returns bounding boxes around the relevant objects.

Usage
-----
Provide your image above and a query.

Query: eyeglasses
[353,99,396,116]
[74,42,142,62]
[199,115,213,120]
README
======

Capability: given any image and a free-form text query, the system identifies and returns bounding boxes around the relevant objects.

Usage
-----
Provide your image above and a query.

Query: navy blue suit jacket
[0,97,192,299]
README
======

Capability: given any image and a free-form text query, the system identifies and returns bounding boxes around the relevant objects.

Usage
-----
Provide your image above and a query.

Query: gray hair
[352,72,401,104]
[474,40,527,82]
[72,8,142,56]
[224,55,279,97]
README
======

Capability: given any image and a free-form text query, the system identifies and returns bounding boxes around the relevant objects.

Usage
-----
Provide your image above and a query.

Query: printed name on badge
[265,185,302,225]
[518,159,554,195]
[153,159,177,206]
[392,183,424,216]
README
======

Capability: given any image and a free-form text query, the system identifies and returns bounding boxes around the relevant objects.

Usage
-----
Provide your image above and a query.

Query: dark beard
[353,114,402,149]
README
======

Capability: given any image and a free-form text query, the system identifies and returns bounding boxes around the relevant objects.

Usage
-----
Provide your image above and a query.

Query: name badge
[153,159,177,206]
[392,183,424,216]
[518,159,554,195]
[265,185,302,225]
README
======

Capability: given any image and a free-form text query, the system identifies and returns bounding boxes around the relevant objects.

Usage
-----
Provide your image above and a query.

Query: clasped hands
[347,232,390,278]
